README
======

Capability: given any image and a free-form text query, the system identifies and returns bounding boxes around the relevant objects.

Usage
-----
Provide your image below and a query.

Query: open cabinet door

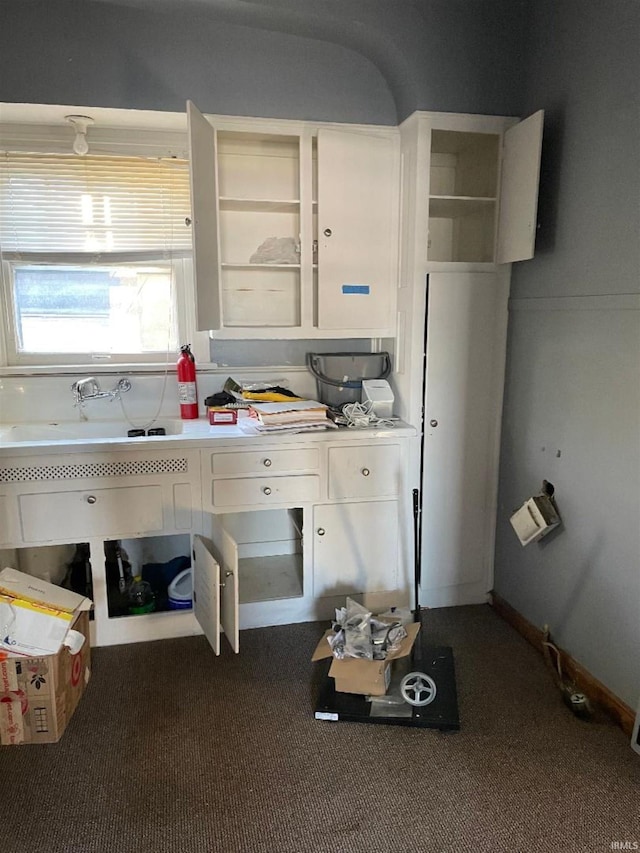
[192,534,221,655]
[186,100,222,331]
[317,128,397,330]
[496,110,544,264]
[212,517,240,653]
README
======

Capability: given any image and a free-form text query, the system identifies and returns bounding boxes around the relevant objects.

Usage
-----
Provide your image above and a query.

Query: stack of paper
[243,400,337,434]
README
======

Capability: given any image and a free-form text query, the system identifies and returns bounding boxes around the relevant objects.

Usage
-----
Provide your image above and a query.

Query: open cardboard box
[0,568,93,745]
[0,567,92,657]
[0,609,91,745]
[311,621,420,696]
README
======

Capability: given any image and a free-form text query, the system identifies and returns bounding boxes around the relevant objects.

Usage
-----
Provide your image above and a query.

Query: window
[0,150,193,366]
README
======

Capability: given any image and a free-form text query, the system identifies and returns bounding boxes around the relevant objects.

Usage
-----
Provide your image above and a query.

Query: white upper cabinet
[317,128,398,330]
[186,102,399,338]
[413,110,544,267]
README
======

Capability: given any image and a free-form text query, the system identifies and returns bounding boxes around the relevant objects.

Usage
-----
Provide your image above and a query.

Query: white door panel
[317,128,397,330]
[192,534,221,655]
[187,100,222,331]
[313,501,398,597]
[216,521,240,654]
[497,110,544,263]
[421,273,508,592]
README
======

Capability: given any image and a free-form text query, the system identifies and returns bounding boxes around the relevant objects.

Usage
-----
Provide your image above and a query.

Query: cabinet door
[313,501,398,597]
[0,495,12,546]
[194,528,240,654]
[317,128,397,331]
[187,100,222,331]
[212,518,240,654]
[496,110,544,263]
[421,272,508,598]
[192,534,221,655]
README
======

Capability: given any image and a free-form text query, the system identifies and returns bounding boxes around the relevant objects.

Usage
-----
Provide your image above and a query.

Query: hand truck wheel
[400,671,437,707]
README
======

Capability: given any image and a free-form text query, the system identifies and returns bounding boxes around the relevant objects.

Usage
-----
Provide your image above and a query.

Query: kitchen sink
[0,419,184,443]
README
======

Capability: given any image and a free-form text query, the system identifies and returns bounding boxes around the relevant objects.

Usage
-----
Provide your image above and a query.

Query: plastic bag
[370,618,407,660]
[331,598,374,660]
[327,599,409,661]
[377,606,415,626]
[249,236,299,264]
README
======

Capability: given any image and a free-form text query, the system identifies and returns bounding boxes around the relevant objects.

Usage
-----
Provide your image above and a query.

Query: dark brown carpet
[1,605,638,853]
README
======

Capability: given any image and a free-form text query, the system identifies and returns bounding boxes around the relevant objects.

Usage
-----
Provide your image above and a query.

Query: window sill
[0,362,307,378]
[0,362,207,378]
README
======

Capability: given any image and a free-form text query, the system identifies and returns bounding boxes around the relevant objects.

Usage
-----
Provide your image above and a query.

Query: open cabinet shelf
[428,130,500,263]
[238,552,303,604]
[216,508,303,606]
[187,101,399,336]
[219,198,300,213]
[220,263,301,270]
[104,535,192,619]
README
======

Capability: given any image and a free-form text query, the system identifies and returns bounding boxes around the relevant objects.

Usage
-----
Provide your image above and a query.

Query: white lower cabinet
[0,433,413,650]
[312,501,399,598]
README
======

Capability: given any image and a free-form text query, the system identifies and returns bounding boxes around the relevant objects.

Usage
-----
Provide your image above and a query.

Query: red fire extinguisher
[177,344,199,420]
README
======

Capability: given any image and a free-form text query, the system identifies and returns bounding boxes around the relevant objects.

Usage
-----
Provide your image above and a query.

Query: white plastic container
[361,379,394,418]
[168,568,193,610]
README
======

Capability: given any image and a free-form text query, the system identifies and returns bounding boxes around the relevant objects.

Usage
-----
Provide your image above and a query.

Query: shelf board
[221,263,300,270]
[238,553,303,604]
[429,195,496,218]
[219,197,300,212]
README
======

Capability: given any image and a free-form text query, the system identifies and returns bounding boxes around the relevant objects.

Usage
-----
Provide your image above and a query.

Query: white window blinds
[0,152,192,259]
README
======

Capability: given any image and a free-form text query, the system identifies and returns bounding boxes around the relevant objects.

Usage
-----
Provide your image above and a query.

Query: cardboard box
[208,407,238,425]
[0,610,91,745]
[311,621,420,696]
[0,567,92,656]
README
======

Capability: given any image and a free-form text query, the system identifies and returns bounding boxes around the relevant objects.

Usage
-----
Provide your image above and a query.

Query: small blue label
[342,284,370,295]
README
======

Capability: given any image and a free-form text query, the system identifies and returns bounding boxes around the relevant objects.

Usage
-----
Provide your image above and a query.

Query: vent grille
[0,458,188,483]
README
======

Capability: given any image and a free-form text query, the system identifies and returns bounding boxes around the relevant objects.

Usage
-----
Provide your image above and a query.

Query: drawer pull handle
[317,527,326,536]
[262,486,272,496]
[263,458,272,467]
[86,495,97,504]
[361,468,370,477]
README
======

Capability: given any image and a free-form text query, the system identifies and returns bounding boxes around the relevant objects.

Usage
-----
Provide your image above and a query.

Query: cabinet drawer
[211,448,319,477]
[18,486,164,543]
[212,476,320,508]
[328,445,400,499]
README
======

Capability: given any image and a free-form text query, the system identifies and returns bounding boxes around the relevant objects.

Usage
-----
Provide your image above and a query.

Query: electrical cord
[341,400,397,430]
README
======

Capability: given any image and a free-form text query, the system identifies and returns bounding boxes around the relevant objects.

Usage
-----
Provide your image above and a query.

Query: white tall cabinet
[394,110,543,607]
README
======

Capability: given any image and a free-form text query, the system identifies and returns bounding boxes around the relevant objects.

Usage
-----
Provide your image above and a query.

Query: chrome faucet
[71,376,132,409]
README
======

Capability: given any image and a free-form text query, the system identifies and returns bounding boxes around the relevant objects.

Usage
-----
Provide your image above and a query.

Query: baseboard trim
[490,592,635,737]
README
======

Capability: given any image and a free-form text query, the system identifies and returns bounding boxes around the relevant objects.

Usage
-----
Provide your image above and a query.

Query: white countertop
[0,415,417,458]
